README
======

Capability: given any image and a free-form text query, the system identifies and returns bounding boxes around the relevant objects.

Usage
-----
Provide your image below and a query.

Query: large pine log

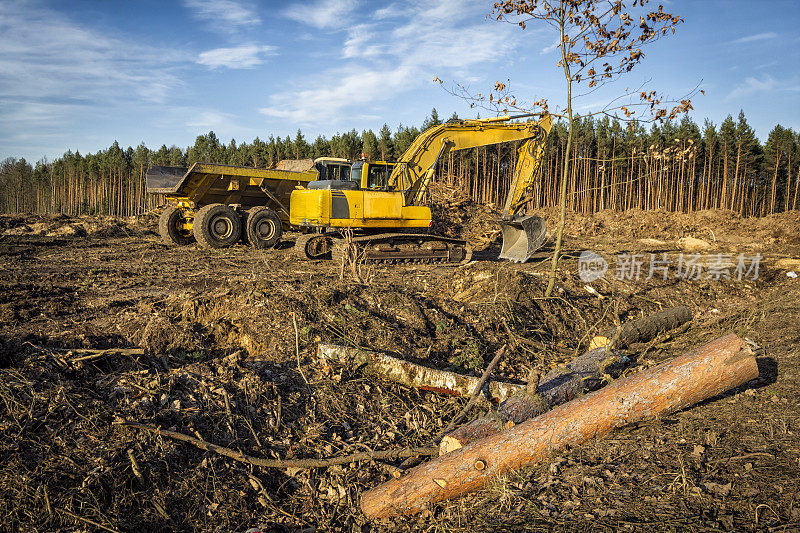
[440,347,630,453]
[361,333,758,519]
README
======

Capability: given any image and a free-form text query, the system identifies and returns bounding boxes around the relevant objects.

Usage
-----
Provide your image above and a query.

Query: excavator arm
[501,113,552,218]
[498,113,553,262]
[388,113,553,262]
[388,114,551,207]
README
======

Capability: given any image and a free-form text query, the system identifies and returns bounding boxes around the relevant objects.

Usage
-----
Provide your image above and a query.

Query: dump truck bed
[146,162,320,216]
[146,166,189,193]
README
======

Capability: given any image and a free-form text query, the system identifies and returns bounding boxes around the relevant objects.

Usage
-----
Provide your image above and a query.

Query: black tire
[244,206,283,249]
[159,206,195,245]
[193,203,242,249]
[239,210,251,245]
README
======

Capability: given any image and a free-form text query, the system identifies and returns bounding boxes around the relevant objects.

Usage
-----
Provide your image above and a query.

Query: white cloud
[284,0,357,29]
[261,65,415,124]
[262,0,518,126]
[540,39,560,55]
[342,24,385,59]
[373,3,407,19]
[732,32,777,44]
[0,1,184,108]
[726,75,778,101]
[184,0,260,28]
[197,45,276,69]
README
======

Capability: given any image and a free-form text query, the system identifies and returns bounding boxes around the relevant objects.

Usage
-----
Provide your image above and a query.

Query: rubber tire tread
[245,206,282,249]
[193,203,242,249]
[159,206,195,245]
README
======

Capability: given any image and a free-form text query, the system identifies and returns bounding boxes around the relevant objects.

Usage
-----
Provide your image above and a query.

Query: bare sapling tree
[454,0,696,297]
[339,227,374,284]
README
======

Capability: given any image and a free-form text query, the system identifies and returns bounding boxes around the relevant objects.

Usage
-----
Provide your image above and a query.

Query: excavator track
[294,233,332,259]
[331,233,472,265]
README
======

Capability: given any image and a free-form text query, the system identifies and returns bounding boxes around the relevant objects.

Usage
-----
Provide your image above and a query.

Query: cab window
[323,164,349,181]
[367,164,393,189]
[350,163,363,183]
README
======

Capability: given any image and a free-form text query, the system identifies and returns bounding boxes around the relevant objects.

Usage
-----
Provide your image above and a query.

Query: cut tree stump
[361,333,758,519]
[317,344,524,403]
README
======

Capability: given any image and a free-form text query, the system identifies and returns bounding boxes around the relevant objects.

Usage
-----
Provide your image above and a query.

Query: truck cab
[313,157,352,181]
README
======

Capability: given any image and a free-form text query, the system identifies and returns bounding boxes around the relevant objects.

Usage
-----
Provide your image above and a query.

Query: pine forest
[1,109,797,218]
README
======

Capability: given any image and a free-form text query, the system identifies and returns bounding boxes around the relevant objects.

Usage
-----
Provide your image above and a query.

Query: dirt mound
[0,213,157,239]
[428,187,800,253]
[530,207,800,248]
[274,158,315,172]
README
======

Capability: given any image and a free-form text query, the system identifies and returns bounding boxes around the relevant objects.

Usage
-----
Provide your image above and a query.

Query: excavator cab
[349,161,395,190]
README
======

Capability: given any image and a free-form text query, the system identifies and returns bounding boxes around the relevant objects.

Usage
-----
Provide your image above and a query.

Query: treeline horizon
[0,108,798,218]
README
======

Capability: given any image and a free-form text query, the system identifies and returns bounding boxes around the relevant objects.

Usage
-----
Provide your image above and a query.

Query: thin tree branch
[117,420,438,468]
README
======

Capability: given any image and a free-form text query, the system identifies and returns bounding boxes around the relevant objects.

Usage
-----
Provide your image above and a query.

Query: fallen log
[361,333,758,519]
[318,344,524,403]
[591,305,692,349]
[439,347,627,454]
[440,305,693,454]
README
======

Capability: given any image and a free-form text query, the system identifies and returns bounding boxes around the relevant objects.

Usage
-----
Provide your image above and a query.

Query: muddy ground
[0,207,799,532]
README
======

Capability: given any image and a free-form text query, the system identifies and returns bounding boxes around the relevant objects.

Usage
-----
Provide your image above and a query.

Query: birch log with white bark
[318,344,524,403]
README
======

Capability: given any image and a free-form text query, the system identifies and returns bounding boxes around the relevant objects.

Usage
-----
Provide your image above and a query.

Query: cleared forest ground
[0,208,799,532]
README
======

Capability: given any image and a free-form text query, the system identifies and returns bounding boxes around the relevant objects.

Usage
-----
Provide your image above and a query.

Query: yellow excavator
[290,113,552,263]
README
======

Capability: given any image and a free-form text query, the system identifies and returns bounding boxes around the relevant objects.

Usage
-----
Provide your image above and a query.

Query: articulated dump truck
[148,113,553,263]
[147,158,351,249]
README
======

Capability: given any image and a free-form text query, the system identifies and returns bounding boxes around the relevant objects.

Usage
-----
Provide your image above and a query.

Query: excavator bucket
[499,215,547,263]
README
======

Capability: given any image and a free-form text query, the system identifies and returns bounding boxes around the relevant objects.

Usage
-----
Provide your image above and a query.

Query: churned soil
[0,207,798,532]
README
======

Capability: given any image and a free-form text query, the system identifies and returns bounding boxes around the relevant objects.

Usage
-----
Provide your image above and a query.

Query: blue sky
[1,0,798,163]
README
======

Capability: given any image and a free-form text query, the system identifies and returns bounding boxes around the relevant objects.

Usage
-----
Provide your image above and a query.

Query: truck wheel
[193,204,242,249]
[159,206,195,245]
[245,206,283,249]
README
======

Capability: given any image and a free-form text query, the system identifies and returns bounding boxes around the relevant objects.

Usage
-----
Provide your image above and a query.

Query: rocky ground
[0,207,798,532]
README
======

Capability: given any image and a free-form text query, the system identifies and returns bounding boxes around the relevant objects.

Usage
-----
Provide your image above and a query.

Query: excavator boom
[388,115,549,206]
[387,113,553,263]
